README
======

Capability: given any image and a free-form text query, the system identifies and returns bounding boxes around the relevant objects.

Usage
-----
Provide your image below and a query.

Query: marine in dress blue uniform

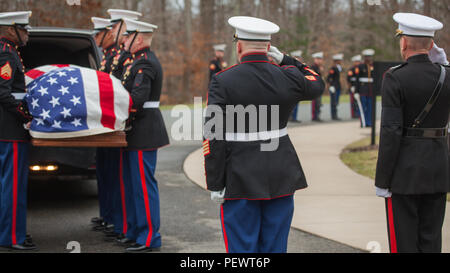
[289,50,303,123]
[347,55,361,119]
[209,44,227,84]
[310,52,324,122]
[204,17,325,253]
[355,49,375,128]
[327,54,343,120]
[119,18,170,253]
[0,11,35,251]
[91,11,142,239]
[375,13,449,253]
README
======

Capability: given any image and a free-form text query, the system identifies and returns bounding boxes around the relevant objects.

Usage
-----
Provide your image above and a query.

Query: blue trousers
[291,104,299,121]
[0,142,29,246]
[360,95,373,127]
[220,195,294,253]
[96,148,121,227]
[122,150,161,248]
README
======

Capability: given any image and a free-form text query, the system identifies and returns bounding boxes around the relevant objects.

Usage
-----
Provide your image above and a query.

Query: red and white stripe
[29,65,130,139]
[25,64,70,85]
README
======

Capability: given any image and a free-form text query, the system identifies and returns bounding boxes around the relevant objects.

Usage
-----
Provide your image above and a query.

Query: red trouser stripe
[387,198,398,253]
[220,205,229,253]
[119,150,127,234]
[12,142,18,245]
[138,151,153,247]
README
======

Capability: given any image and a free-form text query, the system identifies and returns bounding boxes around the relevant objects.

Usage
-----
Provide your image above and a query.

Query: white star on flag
[37,86,49,96]
[47,77,58,85]
[31,98,39,109]
[70,95,81,106]
[60,107,72,118]
[40,109,51,120]
[35,118,44,126]
[71,118,82,127]
[49,96,60,108]
[67,77,79,85]
[57,71,67,77]
[58,85,70,95]
[52,120,62,129]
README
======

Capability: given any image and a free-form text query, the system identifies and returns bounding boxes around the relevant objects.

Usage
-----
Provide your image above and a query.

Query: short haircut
[239,40,270,51]
[404,36,433,51]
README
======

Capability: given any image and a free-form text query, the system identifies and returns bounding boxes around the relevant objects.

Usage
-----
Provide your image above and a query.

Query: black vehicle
[20,27,101,179]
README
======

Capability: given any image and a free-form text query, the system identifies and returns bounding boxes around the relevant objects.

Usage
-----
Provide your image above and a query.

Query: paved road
[0,143,363,253]
[0,100,376,253]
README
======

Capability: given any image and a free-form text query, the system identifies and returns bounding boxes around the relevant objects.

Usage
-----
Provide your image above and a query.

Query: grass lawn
[340,137,450,201]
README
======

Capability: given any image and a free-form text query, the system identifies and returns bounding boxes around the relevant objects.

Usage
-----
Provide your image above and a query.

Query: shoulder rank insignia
[203,140,211,156]
[305,75,317,81]
[123,58,132,67]
[0,61,12,80]
[305,67,319,76]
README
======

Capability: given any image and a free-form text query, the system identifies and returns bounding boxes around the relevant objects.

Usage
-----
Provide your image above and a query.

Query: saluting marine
[209,44,227,83]
[0,11,35,251]
[117,18,170,253]
[204,16,324,253]
[375,13,450,253]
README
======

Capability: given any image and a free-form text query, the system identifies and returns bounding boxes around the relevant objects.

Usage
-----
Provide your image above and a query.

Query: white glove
[211,188,226,204]
[376,187,392,198]
[429,43,449,65]
[350,86,356,94]
[329,86,336,94]
[354,93,360,101]
[268,46,284,65]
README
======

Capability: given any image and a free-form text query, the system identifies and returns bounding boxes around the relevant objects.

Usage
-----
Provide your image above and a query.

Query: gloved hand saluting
[268,46,284,65]
[211,188,226,205]
[429,43,449,65]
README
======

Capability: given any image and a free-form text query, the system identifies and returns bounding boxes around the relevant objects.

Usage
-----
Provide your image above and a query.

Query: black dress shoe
[92,222,112,232]
[91,217,104,225]
[11,241,37,251]
[115,236,135,246]
[125,243,155,253]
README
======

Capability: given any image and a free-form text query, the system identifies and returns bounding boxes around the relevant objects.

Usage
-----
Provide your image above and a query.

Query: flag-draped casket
[24,65,131,147]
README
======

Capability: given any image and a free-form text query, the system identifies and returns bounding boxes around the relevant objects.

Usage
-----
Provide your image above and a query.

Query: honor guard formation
[0,7,448,254]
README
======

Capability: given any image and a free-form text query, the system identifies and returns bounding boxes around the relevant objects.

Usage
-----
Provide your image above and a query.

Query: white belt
[359,78,374,83]
[143,101,160,109]
[226,127,288,142]
[12,93,26,100]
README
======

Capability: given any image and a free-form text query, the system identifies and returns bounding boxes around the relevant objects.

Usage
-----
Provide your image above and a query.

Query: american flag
[25,65,131,139]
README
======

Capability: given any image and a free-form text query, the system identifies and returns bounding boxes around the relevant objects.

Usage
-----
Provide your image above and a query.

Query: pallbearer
[0,11,35,250]
[375,13,449,253]
[118,18,170,253]
[204,16,324,253]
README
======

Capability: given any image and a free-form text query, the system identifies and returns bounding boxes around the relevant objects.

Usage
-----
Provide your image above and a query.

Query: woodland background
[1,0,449,104]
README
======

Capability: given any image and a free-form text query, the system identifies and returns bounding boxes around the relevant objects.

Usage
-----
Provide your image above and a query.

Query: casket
[25,65,131,148]
[31,131,127,147]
